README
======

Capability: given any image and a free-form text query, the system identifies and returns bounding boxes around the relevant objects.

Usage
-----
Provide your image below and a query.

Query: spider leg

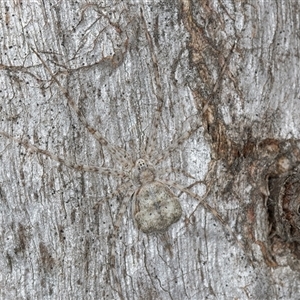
[140,9,203,165]
[152,118,202,166]
[156,166,197,181]
[158,178,245,252]
[31,48,132,170]
[92,179,133,209]
[140,9,164,158]
[107,187,134,300]
[0,131,127,178]
[90,180,134,298]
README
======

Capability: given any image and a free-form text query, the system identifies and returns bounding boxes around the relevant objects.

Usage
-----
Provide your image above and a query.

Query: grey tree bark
[1,1,300,299]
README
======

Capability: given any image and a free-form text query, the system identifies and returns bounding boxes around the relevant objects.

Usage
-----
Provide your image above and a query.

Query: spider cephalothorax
[132,159,156,186]
[132,159,182,233]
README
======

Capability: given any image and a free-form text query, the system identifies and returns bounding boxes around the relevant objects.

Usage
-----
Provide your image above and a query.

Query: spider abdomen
[134,182,182,233]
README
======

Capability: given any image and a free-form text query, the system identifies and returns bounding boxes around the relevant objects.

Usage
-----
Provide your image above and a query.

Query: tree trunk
[1,1,300,299]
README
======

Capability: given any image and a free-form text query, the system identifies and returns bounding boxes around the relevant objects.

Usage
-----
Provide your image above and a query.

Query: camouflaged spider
[0,9,234,250]
[0,10,242,299]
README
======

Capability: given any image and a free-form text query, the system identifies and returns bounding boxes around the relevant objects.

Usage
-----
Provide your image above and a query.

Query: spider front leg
[139,10,203,165]
[139,10,164,159]
[0,131,127,179]
[152,117,202,166]
[31,48,132,171]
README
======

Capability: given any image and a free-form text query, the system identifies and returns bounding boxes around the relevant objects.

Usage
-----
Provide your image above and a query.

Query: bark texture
[1,1,300,299]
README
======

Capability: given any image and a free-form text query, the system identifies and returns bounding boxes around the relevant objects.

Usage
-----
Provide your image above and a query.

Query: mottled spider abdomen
[133,181,182,233]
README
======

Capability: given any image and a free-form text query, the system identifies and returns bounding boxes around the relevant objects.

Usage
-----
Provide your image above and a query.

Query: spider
[0,9,239,299]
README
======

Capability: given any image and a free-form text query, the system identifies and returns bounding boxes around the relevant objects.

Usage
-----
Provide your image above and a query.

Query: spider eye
[136,159,147,170]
